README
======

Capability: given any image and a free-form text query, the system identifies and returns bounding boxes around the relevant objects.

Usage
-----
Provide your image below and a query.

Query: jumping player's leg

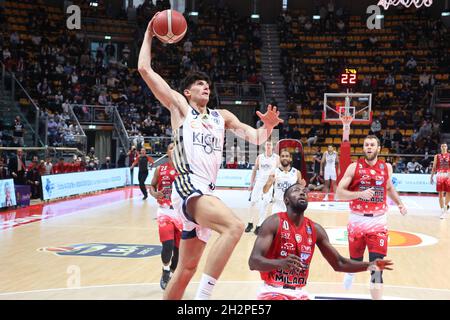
[164,195,244,300]
[163,237,206,299]
[193,196,245,298]
[189,195,245,279]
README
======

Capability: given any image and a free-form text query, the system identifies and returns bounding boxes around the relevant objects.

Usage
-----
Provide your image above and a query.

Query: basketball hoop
[377,0,433,10]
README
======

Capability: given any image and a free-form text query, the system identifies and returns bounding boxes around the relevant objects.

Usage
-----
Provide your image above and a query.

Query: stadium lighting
[104,35,111,40]
[376,15,385,19]
[442,11,450,17]
[89,1,98,7]
[313,15,321,20]
[188,12,198,16]
[251,14,260,19]
[235,101,242,105]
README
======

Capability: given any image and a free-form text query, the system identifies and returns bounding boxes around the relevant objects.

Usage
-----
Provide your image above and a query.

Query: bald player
[336,135,407,300]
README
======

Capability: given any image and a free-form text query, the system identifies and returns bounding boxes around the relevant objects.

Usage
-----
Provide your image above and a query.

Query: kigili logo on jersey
[192,132,222,154]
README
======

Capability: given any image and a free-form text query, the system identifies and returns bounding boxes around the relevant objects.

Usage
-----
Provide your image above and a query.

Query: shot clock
[339,68,358,86]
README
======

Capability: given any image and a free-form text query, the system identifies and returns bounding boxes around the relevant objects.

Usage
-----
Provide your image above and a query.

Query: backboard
[322,92,373,124]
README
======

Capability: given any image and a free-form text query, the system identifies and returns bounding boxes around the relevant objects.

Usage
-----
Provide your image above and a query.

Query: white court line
[1,281,449,297]
[1,194,145,231]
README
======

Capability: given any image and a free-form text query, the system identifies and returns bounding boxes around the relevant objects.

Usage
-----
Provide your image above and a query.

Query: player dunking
[336,135,407,300]
[262,149,306,215]
[320,145,339,201]
[246,141,280,235]
[249,183,393,300]
[430,143,449,219]
[138,14,283,300]
[149,143,182,290]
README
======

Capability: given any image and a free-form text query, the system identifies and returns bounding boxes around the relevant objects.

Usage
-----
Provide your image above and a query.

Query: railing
[129,136,172,156]
[67,106,88,153]
[215,83,267,105]
[0,146,85,162]
[431,85,450,113]
[0,60,44,147]
[70,104,115,125]
[113,106,130,152]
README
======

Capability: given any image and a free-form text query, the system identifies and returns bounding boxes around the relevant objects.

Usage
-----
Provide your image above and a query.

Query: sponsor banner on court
[134,168,253,187]
[0,179,17,208]
[41,168,131,200]
[39,243,162,258]
[134,169,436,192]
[392,174,436,193]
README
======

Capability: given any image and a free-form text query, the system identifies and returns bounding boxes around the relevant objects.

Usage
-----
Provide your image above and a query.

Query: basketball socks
[194,274,217,300]
[343,273,354,290]
[163,265,170,271]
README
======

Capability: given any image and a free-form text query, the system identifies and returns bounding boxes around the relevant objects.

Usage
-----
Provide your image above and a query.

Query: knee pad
[161,240,174,264]
[170,247,179,271]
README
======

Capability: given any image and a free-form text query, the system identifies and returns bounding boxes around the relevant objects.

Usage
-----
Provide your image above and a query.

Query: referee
[130,147,154,200]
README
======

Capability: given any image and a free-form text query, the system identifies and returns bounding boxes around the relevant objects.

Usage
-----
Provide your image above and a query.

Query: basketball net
[377,0,433,10]
[340,115,353,142]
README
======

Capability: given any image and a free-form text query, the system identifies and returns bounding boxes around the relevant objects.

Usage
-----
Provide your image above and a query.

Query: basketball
[152,9,187,44]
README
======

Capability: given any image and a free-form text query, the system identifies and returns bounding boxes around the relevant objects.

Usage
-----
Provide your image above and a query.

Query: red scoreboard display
[340,68,358,86]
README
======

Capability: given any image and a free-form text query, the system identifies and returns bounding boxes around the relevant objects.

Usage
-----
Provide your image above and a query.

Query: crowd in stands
[1,0,449,176]
[277,1,449,172]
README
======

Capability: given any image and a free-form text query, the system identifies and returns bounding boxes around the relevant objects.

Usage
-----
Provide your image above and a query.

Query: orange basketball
[152,9,187,44]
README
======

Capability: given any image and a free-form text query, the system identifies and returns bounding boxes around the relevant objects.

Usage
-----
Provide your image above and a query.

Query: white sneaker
[440,210,446,219]
[343,273,354,290]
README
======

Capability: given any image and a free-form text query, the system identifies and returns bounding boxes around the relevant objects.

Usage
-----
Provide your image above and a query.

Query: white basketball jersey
[256,153,279,182]
[172,107,225,185]
[325,151,337,168]
[273,167,298,201]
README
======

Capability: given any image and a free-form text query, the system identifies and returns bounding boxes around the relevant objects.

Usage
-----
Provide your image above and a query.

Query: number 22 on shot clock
[340,68,358,86]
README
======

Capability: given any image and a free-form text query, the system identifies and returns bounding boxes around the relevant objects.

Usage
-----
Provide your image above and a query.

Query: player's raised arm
[315,223,393,273]
[220,105,283,145]
[386,163,407,215]
[137,15,188,113]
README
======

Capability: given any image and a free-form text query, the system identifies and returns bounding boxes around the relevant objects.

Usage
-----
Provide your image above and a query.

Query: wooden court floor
[0,187,449,300]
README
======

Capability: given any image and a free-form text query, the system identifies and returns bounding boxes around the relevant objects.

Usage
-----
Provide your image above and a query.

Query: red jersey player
[249,183,392,300]
[430,143,449,219]
[336,135,407,300]
[149,143,182,290]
